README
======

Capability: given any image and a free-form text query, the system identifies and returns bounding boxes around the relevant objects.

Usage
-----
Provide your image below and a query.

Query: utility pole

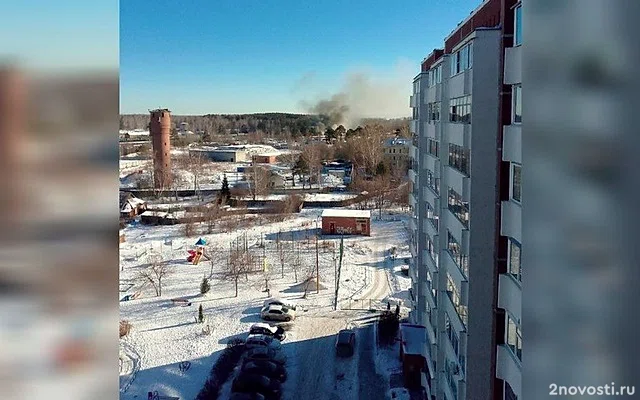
[315,219,319,293]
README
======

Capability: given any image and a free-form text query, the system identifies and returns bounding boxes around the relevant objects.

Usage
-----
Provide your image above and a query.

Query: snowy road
[282,311,387,400]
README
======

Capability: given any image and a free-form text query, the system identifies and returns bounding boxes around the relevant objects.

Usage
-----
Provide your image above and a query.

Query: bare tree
[348,124,386,175]
[204,203,221,234]
[225,249,253,297]
[138,254,171,296]
[246,165,272,201]
[301,264,318,299]
[301,143,326,188]
[184,214,198,237]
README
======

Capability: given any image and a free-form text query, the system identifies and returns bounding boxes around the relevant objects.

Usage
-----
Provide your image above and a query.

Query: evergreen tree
[198,304,204,323]
[200,276,210,294]
[220,174,231,205]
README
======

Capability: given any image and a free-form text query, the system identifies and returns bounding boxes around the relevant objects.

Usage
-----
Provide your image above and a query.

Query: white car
[263,298,297,311]
[260,304,295,322]
[245,334,282,350]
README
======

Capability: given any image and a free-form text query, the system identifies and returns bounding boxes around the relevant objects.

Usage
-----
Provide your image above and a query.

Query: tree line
[120,112,410,139]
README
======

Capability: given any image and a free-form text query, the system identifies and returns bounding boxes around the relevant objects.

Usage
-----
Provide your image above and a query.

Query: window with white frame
[426,169,440,195]
[449,95,472,123]
[514,4,522,46]
[428,139,439,158]
[508,238,521,282]
[446,273,468,327]
[448,187,469,229]
[511,163,521,202]
[447,230,468,278]
[506,313,522,362]
[426,201,439,231]
[428,102,441,122]
[513,85,522,123]
[450,42,473,76]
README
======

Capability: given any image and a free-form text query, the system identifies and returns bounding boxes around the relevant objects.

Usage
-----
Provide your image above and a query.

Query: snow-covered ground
[119,208,412,400]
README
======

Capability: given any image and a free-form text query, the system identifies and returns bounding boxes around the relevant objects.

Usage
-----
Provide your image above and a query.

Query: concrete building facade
[149,108,172,189]
[408,0,522,399]
[383,137,412,172]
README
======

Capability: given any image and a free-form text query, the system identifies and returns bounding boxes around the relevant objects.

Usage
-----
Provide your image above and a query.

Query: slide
[192,251,203,265]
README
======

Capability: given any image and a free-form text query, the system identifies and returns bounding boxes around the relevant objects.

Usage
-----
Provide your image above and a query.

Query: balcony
[500,200,522,243]
[504,45,522,85]
[409,214,417,231]
[496,344,522,398]
[498,273,522,322]
[502,124,522,163]
[410,119,418,134]
[410,144,419,160]
[410,94,418,108]
[408,168,417,183]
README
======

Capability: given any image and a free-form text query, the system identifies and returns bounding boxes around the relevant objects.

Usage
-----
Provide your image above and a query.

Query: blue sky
[120,0,480,114]
[0,1,118,71]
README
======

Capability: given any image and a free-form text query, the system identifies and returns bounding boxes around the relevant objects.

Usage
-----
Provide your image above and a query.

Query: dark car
[229,393,266,400]
[246,347,287,366]
[336,329,356,357]
[242,359,287,383]
[249,322,287,341]
[232,373,282,400]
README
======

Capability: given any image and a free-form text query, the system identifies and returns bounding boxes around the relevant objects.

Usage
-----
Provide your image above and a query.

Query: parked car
[241,359,287,383]
[263,298,297,311]
[245,334,282,350]
[232,373,282,400]
[246,347,287,366]
[260,305,295,322]
[229,393,266,400]
[249,322,287,341]
[335,329,356,357]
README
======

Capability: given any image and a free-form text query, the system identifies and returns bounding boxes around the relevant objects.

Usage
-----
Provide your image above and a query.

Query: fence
[340,298,404,311]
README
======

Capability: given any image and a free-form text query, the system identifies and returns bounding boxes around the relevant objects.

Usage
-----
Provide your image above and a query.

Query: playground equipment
[186,238,211,265]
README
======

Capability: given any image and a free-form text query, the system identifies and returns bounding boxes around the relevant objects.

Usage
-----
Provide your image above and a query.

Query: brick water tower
[149,108,172,189]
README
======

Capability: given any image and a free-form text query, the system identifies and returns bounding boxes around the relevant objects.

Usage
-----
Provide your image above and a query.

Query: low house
[269,171,287,189]
[120,192,147,219]
[321,209,371,236]
[253,154,277,164]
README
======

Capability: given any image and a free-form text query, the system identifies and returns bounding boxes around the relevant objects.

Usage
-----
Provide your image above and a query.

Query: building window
[446,273,467,327]
[514,4,522,46]
[508,238,522,282]
[445,314,460,356]
[511,163,521,202]
[426,234,438,268]
[506,314,522,362]
[513,85,522,123]
[449,95,472,123]
[428,139,439,158]
[428,102,441,122]
[426,201,439,231]
[505,381,518,400]
[444,356,459,399]
[426,169,440,195]
[450,43,473,76]
[447,231,468,278]
[448,188,469,228]
[448,144,470,176]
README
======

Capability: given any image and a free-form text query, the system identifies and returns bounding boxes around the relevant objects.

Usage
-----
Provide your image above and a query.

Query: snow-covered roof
[322,209,371,219]
[399,324,427,356]
[251,322,277,332]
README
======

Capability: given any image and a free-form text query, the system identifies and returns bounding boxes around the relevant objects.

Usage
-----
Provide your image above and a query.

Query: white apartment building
[408,0,522,399]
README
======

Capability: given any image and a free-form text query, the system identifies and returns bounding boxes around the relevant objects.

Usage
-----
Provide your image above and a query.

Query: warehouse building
[321,209,371,236]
